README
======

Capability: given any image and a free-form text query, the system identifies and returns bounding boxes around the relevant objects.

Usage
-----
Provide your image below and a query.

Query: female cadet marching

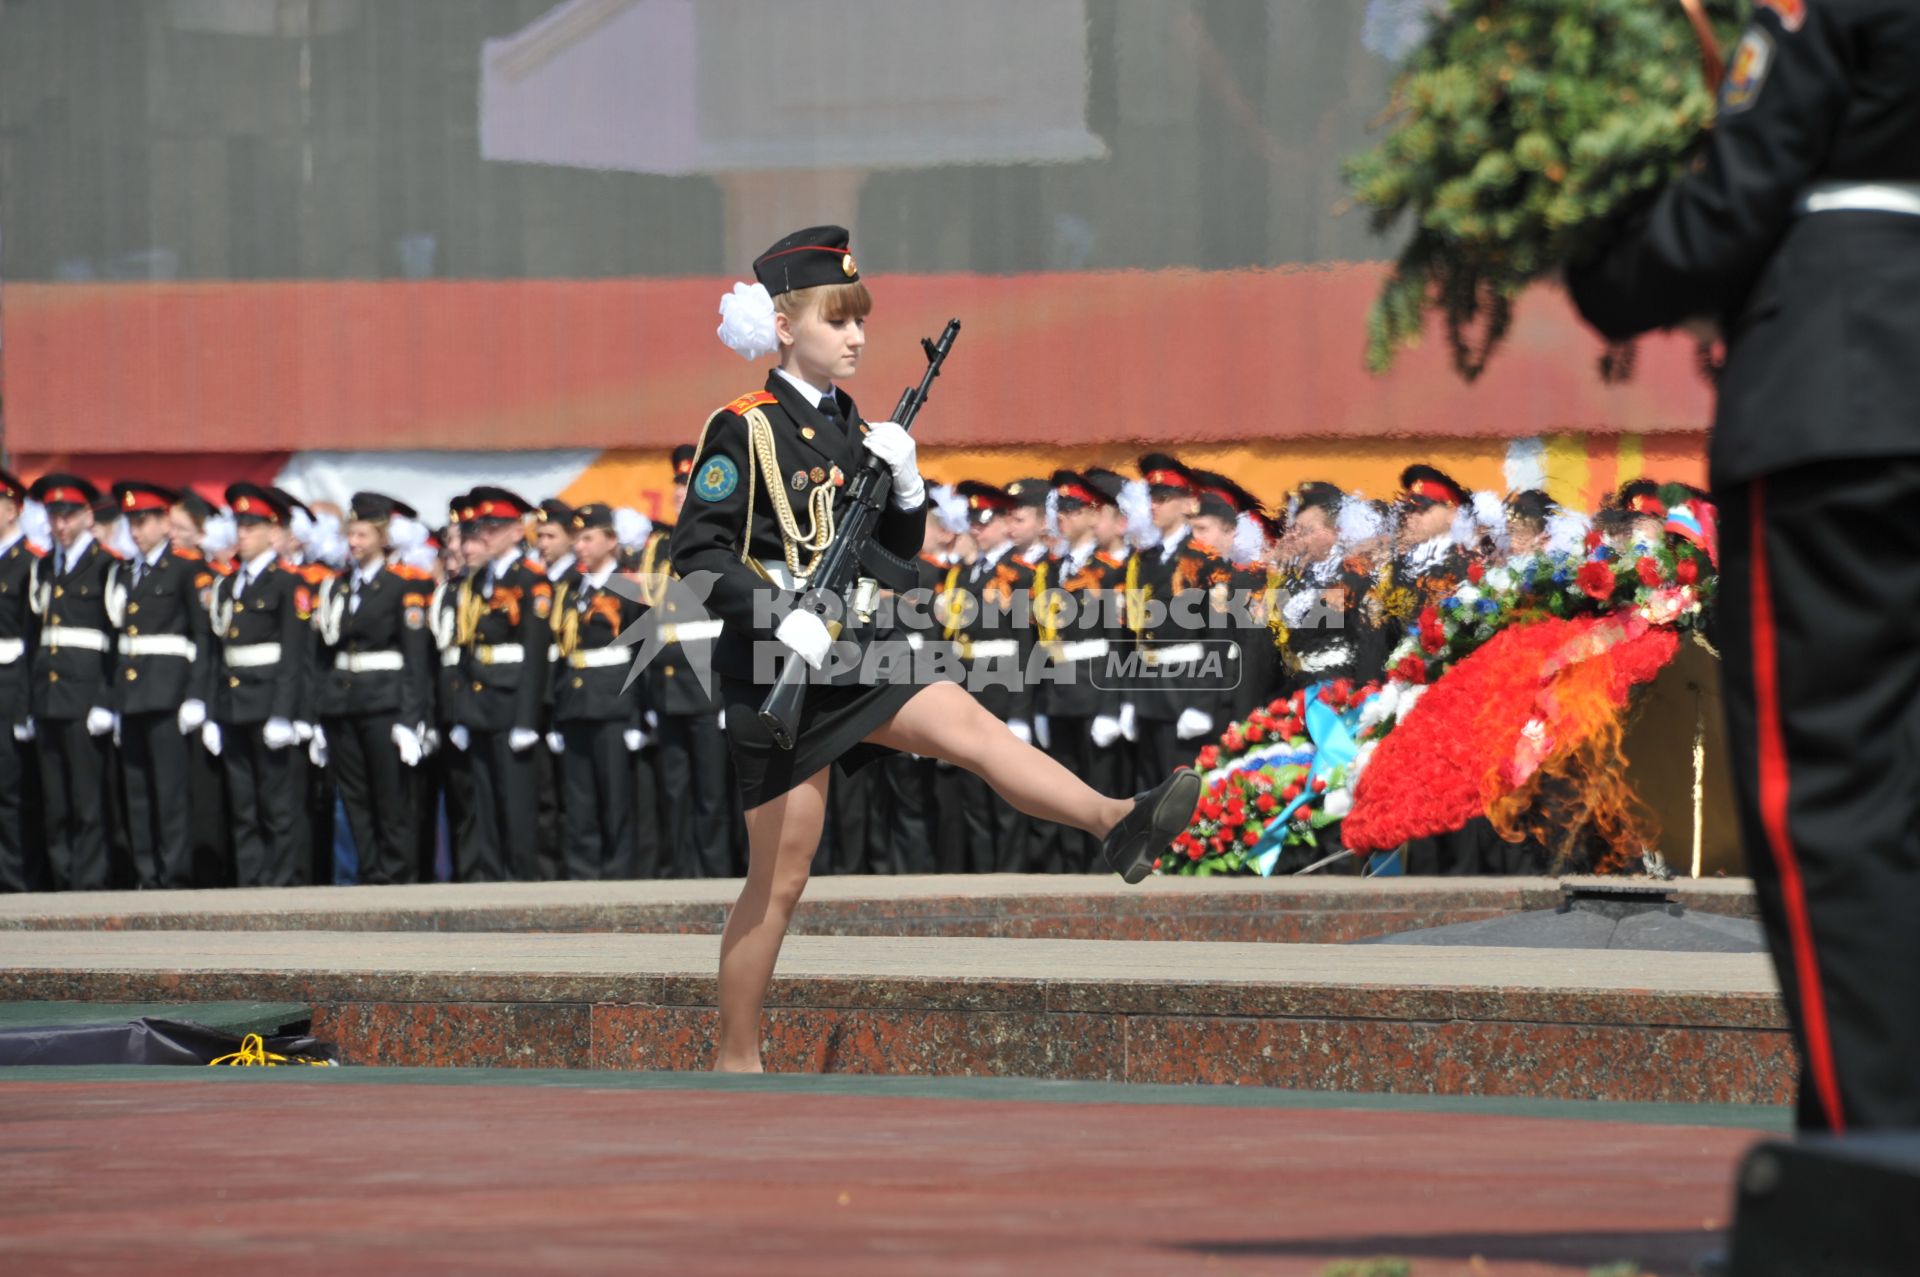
[672,226,1202,1072]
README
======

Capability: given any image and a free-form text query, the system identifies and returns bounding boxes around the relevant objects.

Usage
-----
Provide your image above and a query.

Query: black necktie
[818,394,844,430]
[350,571,362,611]
[53,550,65,579]
[133,559,145,590]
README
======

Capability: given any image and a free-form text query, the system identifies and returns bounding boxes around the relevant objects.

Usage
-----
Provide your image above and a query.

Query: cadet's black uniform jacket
[28,537,118,721]
[551,568,646,726]
[0,533,42,728]
[1036,543,1127,722]
[107,546,214,715]
[638,525,725,717]
[1126,530,1232,726]
[315,563,435,727]
[1570,0,1920,485]
[669,372,928,685]
[210,558,310,725]
[452,551,553,734]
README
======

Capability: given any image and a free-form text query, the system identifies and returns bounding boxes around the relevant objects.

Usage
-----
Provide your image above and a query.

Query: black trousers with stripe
[1715,459,1920,1133]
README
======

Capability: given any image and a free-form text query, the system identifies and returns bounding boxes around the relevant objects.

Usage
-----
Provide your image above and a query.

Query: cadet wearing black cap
[1275,480,1381,700]
[1125,455,1229,792]
[25,474,118,890]
[1570,0,1920,1136]
[1188,470,1279,724]
[449,486,553,882]
[209,483,311,886]
[680,226,1199,1072]
[531,497,579,881]
[1393,464,1472,607]
[0,469,44,892]
[550,503,649,879]
[316,493,435,886]
[1035,470,1131,872]
[107,481,214,889]
[640,448,733,879]
[424,492,478,877]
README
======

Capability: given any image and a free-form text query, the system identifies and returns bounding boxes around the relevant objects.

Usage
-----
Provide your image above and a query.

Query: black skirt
[720,666,940,809]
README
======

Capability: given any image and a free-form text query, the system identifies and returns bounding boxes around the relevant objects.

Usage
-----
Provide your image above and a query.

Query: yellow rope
[207,1033,332,1067]
[744,407,836,581]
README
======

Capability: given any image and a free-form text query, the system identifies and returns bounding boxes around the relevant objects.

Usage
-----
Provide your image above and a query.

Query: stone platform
[0,926,1792,1105]
[0,874,1758,943]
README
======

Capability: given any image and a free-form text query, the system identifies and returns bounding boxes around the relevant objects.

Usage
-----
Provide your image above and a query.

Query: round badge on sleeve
[694,456,739,503]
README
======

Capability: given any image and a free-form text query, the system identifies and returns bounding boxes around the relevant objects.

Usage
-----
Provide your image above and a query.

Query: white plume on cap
[20,500,51,552]
[399,544,441,574]
[716,282,779,361]
[1544,509,1592,560]
[613,507,653,553]
[929,483,970,536]
[102,514,138,560]
[1470,489,1509,555]
[1044,487,1061,541]
[304,510,348,567]
[1119,478,1157,550]
[201,512,237,558]
[1336,495,1385,550]
[1232,512,1265,566]
[387,513,428,556]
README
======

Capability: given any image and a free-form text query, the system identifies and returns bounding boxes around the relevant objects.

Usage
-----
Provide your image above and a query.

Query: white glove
[860,420,925,511]
[263,717,297,750]
[294,720,315,743]
[1175,707,1215,741]
[1033,715,1051,750]
[307,725,330,768]
[422,727,441,757]
[623,728,646,752]
[1090,715,1122,748]
[86,706,117,737]
[715,707,727,731]
[1007,719,1033,746]
[509,727,540,753]
[11,718,33,743]
[201,721,223,756]
[178,698,208,735]
[644,709,659,729]
[545,730,566,754]
[775,609,833,670]
[1118,701,1139,742]
[392,723,423,767]
[449,724,471,752]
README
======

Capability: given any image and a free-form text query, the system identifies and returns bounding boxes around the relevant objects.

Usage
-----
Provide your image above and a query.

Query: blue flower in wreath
[1475,597,1499,615]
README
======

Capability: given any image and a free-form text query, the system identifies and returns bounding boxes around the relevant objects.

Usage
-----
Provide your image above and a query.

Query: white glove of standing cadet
[262,717,297,750]
[1090,715,1122,749]
[294,720,315,743]
[545,731,566,755]
[449,724,470,752]
[1175,707,1215,741]
[509,728,540,753]
[624,728,645,752]
[860,421,925,511]
[178,698,208,735]
[391,723,422,768]
[1033,715,1051,750]
[1118,701,1139,742]
[1007,719,1033,746]
[775,609,833,670]
[11,717,34,743]
[308,725,330,768]
[201,722,223,756]
[86,707,117,737]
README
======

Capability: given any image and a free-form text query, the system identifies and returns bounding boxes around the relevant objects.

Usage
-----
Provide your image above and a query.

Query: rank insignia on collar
[792,470,809,491]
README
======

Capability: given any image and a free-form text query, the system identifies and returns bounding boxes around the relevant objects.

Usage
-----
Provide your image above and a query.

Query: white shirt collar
[1308,546,1344,585]
[57,531,96,568]
[1406,532,1455,573]
[581,561,616,590]
[354,557,384,585]
[243,548,278,578]
[1156,525,1189,562]
[775,366,835,407]
[1066,535,1099,571]
[1018,541,1048,565]
[144,542,168,568]
[547,552,575,581]
[491,546,524,577]
[982,540,1013,567]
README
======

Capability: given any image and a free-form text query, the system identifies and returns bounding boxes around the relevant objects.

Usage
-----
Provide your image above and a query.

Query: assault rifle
[759,318,961,750]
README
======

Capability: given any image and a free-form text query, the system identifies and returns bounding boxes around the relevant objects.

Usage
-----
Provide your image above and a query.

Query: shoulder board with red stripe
[389,563,432,582]
[174,546,205,562]
[722,391,778,415]
[25,541,46,558]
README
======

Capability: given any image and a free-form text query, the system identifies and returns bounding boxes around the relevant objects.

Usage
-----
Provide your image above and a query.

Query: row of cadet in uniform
[0,455,1692,891]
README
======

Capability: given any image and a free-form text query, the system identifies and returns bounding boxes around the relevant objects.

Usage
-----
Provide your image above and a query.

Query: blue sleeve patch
[693,455,739,503]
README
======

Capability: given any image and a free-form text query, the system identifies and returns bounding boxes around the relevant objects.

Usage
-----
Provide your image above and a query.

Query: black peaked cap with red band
[1618,478,1667,519]
[1398,464,1467,509]
[1138,453,1193,495]
[465,486,533,525]
[31,473,102,513]
[111,480,183,516]
[226,482,293,525]
[753,225,860,297]
[671,444,697,481]
[1050,469,1115,510]
[1189,469,1262,523]
[953,479,1017,526]
[1003,478,1049,510]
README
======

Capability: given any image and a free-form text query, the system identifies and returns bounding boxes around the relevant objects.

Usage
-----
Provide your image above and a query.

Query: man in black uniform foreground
[1571,0,1920,1134]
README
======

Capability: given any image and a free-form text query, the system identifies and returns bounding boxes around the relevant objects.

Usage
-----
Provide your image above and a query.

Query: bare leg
[713,765,830,1072]
[864,681,1134,837]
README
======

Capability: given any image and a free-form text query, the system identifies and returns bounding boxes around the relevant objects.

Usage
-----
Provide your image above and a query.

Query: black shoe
[1101,767,1202,884]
